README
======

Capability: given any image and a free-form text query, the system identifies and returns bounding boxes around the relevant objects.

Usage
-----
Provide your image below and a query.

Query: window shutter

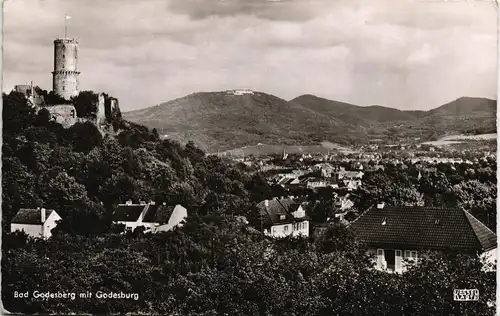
[395,250,402,273]
[377,249,385,269]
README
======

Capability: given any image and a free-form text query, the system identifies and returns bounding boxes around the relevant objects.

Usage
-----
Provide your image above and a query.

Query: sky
[3,0,498,112]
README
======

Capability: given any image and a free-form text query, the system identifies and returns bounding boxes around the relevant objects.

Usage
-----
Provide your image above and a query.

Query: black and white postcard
[2,0,498,315]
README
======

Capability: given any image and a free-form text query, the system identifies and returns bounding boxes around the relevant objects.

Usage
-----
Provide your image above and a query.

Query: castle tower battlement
[52,38,80,100]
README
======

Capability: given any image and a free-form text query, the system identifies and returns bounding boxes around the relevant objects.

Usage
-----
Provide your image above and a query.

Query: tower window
[62,86,65,91]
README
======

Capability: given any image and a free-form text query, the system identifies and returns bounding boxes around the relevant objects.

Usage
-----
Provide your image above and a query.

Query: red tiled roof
[350,206,497,252]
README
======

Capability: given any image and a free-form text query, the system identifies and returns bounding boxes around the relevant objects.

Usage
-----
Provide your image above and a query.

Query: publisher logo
[454,289,479,301]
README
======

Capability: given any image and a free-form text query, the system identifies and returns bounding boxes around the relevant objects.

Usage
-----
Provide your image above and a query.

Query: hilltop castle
[52,38,80,100]
[14,35,120,129]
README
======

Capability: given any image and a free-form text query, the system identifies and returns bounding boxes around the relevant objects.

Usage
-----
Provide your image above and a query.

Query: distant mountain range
[123,91,496,151]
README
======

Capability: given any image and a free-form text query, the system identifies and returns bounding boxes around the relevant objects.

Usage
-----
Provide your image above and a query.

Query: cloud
[3,0,497,112]
[167,0,326,21]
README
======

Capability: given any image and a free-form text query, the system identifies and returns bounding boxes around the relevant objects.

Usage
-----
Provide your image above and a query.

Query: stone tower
[52,38,80,100]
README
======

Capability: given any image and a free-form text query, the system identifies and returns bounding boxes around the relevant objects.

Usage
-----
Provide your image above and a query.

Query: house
[338,170,364,180]
[11,208,61,239]
[343,179,362,191]
[335,195,354,211]
[277,176,300,187]
[350,203,497,274]
[257,197,310,238]
[307,180,328,189]
[112,201,187,233]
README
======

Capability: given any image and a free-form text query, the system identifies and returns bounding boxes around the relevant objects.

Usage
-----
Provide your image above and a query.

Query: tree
[71,91,99,119]
[39,171,88,210]
[68,122,103,153]
[401,252,495,315]
[3,91,37,134]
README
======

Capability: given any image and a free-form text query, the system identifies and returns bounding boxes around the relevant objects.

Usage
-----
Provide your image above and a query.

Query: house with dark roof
[112,201,187,233]
[350,203,497,273]
[11,208,61,239]
[338,170,364,180]
[256,197,309,238]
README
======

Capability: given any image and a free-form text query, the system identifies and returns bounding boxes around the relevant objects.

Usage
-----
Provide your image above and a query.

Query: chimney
[150,201,155,205]
[140,201,146,205]
[125,200,133,205]
[264,199,269,207]
[41,208,46,223]
[377,202,385,209]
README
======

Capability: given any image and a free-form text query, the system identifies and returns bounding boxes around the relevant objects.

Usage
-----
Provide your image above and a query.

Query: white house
[338,170,364,180]
[112,201,187,233]
[11,208,62,239]
[343,179,362,191]
[148,204,188,234]
[350,204,497,273]
[307,180,328,189]
[257,197,309,238]
[335,195,354,211]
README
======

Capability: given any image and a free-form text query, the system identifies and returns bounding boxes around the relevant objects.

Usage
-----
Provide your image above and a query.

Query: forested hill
[123,91,496,151]
[2,90,496,315]
[2,90,268,235]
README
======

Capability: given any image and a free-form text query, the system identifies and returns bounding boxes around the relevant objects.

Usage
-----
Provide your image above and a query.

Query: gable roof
[464,211,497,251]
[11,209,55,225]
[257,198,307,228]
[350,206,497,252]
[112,204,146,222]
[142,204,176,224]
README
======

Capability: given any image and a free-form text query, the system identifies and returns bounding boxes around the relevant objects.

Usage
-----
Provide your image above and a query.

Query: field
[217,142,357,157]
[422,133,497,146]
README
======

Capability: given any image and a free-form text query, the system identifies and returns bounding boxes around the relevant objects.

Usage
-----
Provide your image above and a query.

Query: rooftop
[257,198,307,228]
[11,208,55,225]
[142,204,176,224]
[350,205,496,252]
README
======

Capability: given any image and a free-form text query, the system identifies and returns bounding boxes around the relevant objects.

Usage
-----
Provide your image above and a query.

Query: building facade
[112,201,187,233]
[350,204,497,274]
[258,197,310,238]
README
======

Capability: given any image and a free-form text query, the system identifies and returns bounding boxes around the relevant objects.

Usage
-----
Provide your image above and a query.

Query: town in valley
[2,0,497,315]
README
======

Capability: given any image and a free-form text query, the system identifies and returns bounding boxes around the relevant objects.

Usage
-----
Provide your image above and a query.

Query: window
[62,86,65,91]
[405,250,418,262]
[284,225,288,232]
[272,227,277,235]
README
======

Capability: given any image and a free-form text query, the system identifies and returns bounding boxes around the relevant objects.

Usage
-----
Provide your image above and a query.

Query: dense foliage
[1,91,496,315]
